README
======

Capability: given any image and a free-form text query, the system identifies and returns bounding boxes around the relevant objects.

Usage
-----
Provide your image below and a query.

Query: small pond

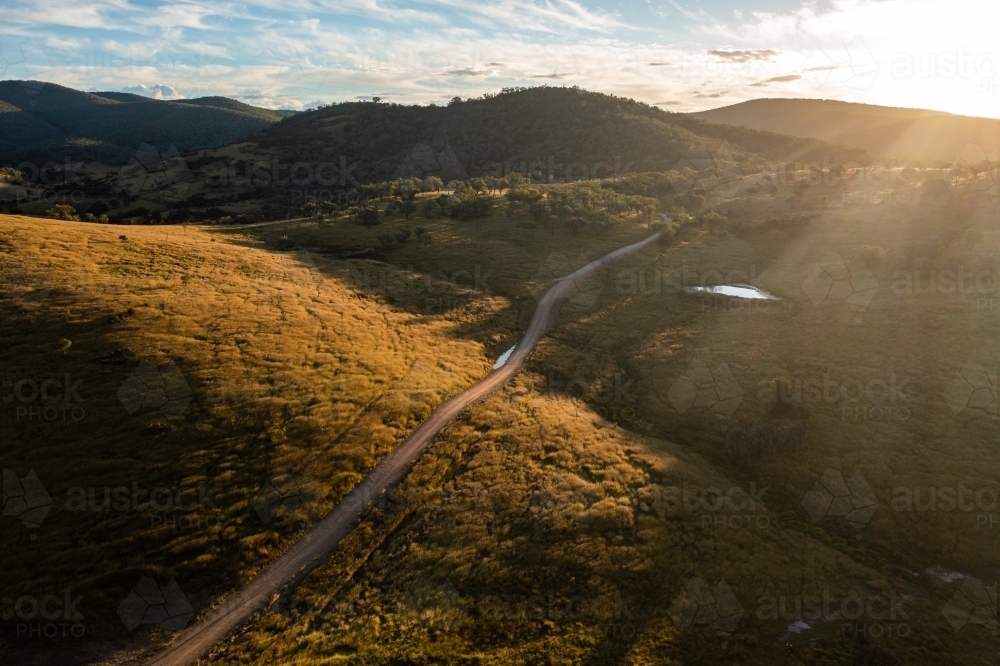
[685,283,778,300]
[493,345,517,370]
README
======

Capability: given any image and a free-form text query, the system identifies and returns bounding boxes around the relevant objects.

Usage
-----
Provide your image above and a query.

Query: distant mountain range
[0,80,295,164]
[691,98,1000,163]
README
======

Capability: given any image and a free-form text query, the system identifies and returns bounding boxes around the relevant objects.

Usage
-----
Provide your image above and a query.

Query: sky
[0,0,998,117]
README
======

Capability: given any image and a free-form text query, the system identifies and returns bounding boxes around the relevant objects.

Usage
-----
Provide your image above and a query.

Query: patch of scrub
[493,345,516,370]
[686,283,778,300]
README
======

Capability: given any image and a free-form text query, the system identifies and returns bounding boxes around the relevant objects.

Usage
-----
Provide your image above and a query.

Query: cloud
[445,67,492,77]
[648,61,671,66]
[654,100,682,105]
[707,49,779,63]
[752,73,802,87]
[531,73,572,79]
[120,84,185,100]
[693,91,728,98]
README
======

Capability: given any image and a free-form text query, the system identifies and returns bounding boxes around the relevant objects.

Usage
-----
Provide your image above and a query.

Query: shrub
[47,204,79,221]
[448,196,492,221]
[275,235,297,250]
[702,211,728,234]
[421,200,437,218]
[357,208,380,226]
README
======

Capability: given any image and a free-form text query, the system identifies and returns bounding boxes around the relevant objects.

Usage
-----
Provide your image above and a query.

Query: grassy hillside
[196,169,999,666]
[0,81,291,164]
[692,99,1000,163]
[3,151,998,664]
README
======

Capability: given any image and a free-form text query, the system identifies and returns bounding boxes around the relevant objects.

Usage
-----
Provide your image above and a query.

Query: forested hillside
[249,87,870,183]
[0,81,292,164]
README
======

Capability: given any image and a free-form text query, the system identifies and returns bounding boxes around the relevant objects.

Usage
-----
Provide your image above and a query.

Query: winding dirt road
[146,231,660,666]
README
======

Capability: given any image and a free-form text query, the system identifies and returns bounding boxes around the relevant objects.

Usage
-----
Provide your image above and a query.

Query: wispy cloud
[707,49,779,63]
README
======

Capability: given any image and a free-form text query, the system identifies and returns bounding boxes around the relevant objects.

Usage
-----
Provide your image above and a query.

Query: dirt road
[145,231,660,666]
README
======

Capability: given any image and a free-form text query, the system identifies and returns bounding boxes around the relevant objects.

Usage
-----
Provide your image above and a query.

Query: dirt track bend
[146,231,660,666]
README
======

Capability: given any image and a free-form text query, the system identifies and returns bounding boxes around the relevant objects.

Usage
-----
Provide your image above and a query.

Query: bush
[448,196,492,221]
[528,200,549,221]
[0,167,23,183]
[421,200,437,218]
[702,211,728,234]
[47,204,79,221]
[378,232,396,249]
[674,192,706,210]
[656,224,678,246]
[357,208,380,226]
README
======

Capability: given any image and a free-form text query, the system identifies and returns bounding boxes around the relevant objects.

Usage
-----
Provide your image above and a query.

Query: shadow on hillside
[203,220,659,358]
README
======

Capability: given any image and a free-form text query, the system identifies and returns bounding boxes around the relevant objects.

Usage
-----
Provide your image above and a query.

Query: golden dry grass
[3,172,999,665]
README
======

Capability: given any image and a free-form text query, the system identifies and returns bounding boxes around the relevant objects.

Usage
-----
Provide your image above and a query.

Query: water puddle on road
[686,283,779,300]
[493,345,517,370]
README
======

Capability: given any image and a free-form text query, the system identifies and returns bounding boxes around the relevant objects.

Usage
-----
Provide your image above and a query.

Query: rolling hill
[2,86,873,223]
[691,98,1000,163]
[240,87,870,184]
[0,80,294,164]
